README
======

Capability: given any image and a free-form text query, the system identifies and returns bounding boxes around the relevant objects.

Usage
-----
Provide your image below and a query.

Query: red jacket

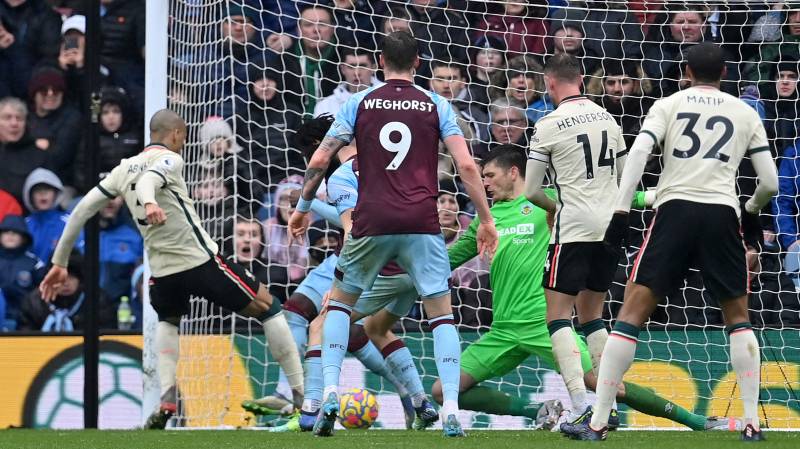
[0,190,22,222]
[474,14,548,56]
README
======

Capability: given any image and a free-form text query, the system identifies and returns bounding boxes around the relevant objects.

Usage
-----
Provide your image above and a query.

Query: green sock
[620,381,707,430]
[458,385,542,419]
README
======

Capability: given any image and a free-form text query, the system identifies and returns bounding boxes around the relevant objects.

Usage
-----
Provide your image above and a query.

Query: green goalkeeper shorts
[460,320,593,384]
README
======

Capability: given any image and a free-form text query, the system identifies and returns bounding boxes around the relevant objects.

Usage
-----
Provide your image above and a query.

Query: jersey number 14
[577,130,614,179]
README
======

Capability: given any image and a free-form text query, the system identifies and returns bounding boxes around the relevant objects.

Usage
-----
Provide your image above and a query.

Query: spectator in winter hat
[73,86,140,193]
[23,168,84,262]
[468,34,507,114]
[262,175,309,299]
[235,64,304,188]
[26,66,83,186]
[0,214,45,329]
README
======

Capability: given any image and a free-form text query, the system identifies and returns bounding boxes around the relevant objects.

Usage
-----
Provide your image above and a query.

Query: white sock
[441,399,459,419]
[323,385,338,399]
[730,328,761,429]
[590,333,636,430]
[156,321,179,402]
[262,312,304,406]
[587,328,618,409]
[551,327,587,412]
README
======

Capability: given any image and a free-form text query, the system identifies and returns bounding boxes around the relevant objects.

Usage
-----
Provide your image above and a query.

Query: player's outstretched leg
[432,376,563,430]
[145,320,180,429]
[617,382,733,431]
[424,296,465,437]
[348,324,416,429]
[238,285,305,410]
[365,311,438,430]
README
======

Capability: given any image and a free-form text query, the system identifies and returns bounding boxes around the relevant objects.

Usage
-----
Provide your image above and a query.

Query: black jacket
[0,134,49,205]
[27,104,83,186]
[73,88,141,192]
[276,39,341,115]
[235,89,304,188]
[0,0,62,97]
[0,215,44,321]
[100,0,145,65]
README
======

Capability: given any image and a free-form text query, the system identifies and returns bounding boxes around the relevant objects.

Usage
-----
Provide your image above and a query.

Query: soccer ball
[337,388,379,429]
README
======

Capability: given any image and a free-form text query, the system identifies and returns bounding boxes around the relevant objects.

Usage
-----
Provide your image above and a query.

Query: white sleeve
[51,188,110,267]
[135,171,162,206]
[614,132,656,212]
[615,125,628,181]
[524,158,556,211]
[745,149,779,213]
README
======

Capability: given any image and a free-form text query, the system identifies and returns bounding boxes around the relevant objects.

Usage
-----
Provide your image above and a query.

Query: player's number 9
[379,121,411,171]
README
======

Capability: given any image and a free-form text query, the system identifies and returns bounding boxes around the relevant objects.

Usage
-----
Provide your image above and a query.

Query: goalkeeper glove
[603,212,630,249]
[741,206,763,251]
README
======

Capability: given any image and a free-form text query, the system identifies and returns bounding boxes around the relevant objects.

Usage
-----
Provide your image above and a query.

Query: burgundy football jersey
[326,79,463,238]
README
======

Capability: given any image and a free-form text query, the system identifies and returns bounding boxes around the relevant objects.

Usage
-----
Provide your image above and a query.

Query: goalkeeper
[431,145,736,431]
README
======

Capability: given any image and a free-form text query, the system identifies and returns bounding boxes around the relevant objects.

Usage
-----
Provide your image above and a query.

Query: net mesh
[165,0,800,429]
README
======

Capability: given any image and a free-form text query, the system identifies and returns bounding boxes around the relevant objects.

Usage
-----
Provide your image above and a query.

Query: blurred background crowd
[1,0,799,333]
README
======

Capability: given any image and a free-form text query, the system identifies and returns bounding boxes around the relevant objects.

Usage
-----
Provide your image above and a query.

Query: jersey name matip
[639,86,770,214]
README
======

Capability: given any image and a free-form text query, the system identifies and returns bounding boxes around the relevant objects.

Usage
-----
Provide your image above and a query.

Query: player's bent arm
[448,220,479,270]
[614,132,656,213]
[135,171,163,206]
[51,188,111,267]
[311,199,342,227]
[745,150,779,214]
[523,159,556,213]
[301,137,346,204]
[444,135,493,225]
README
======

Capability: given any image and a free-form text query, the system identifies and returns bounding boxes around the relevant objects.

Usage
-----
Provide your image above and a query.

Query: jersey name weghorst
[326,79,463,237]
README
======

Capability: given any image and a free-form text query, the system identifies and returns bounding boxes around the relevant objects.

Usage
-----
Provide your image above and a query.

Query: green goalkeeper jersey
[448,195,549,325]
[449,191,649,326]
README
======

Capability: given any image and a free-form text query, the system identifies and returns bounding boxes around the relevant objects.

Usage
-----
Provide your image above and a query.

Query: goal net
[161,0,800,429]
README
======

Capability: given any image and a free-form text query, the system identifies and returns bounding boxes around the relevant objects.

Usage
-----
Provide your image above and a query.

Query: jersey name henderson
[326,79,463,237]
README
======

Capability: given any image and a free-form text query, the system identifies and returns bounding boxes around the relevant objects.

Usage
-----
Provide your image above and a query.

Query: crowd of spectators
[2,0,800,332]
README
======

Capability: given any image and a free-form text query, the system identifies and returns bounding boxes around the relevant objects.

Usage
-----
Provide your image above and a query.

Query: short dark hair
[340,46,376,65]
[430,60,466,79]
[293,114,341,181]
[481,145,527,177]
[544,53,582,82]
[381,31,418,72]
[294,114,334,161]
[686,42,725,83]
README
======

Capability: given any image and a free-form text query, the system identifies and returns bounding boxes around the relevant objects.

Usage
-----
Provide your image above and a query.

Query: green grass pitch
[2,430,799,449]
